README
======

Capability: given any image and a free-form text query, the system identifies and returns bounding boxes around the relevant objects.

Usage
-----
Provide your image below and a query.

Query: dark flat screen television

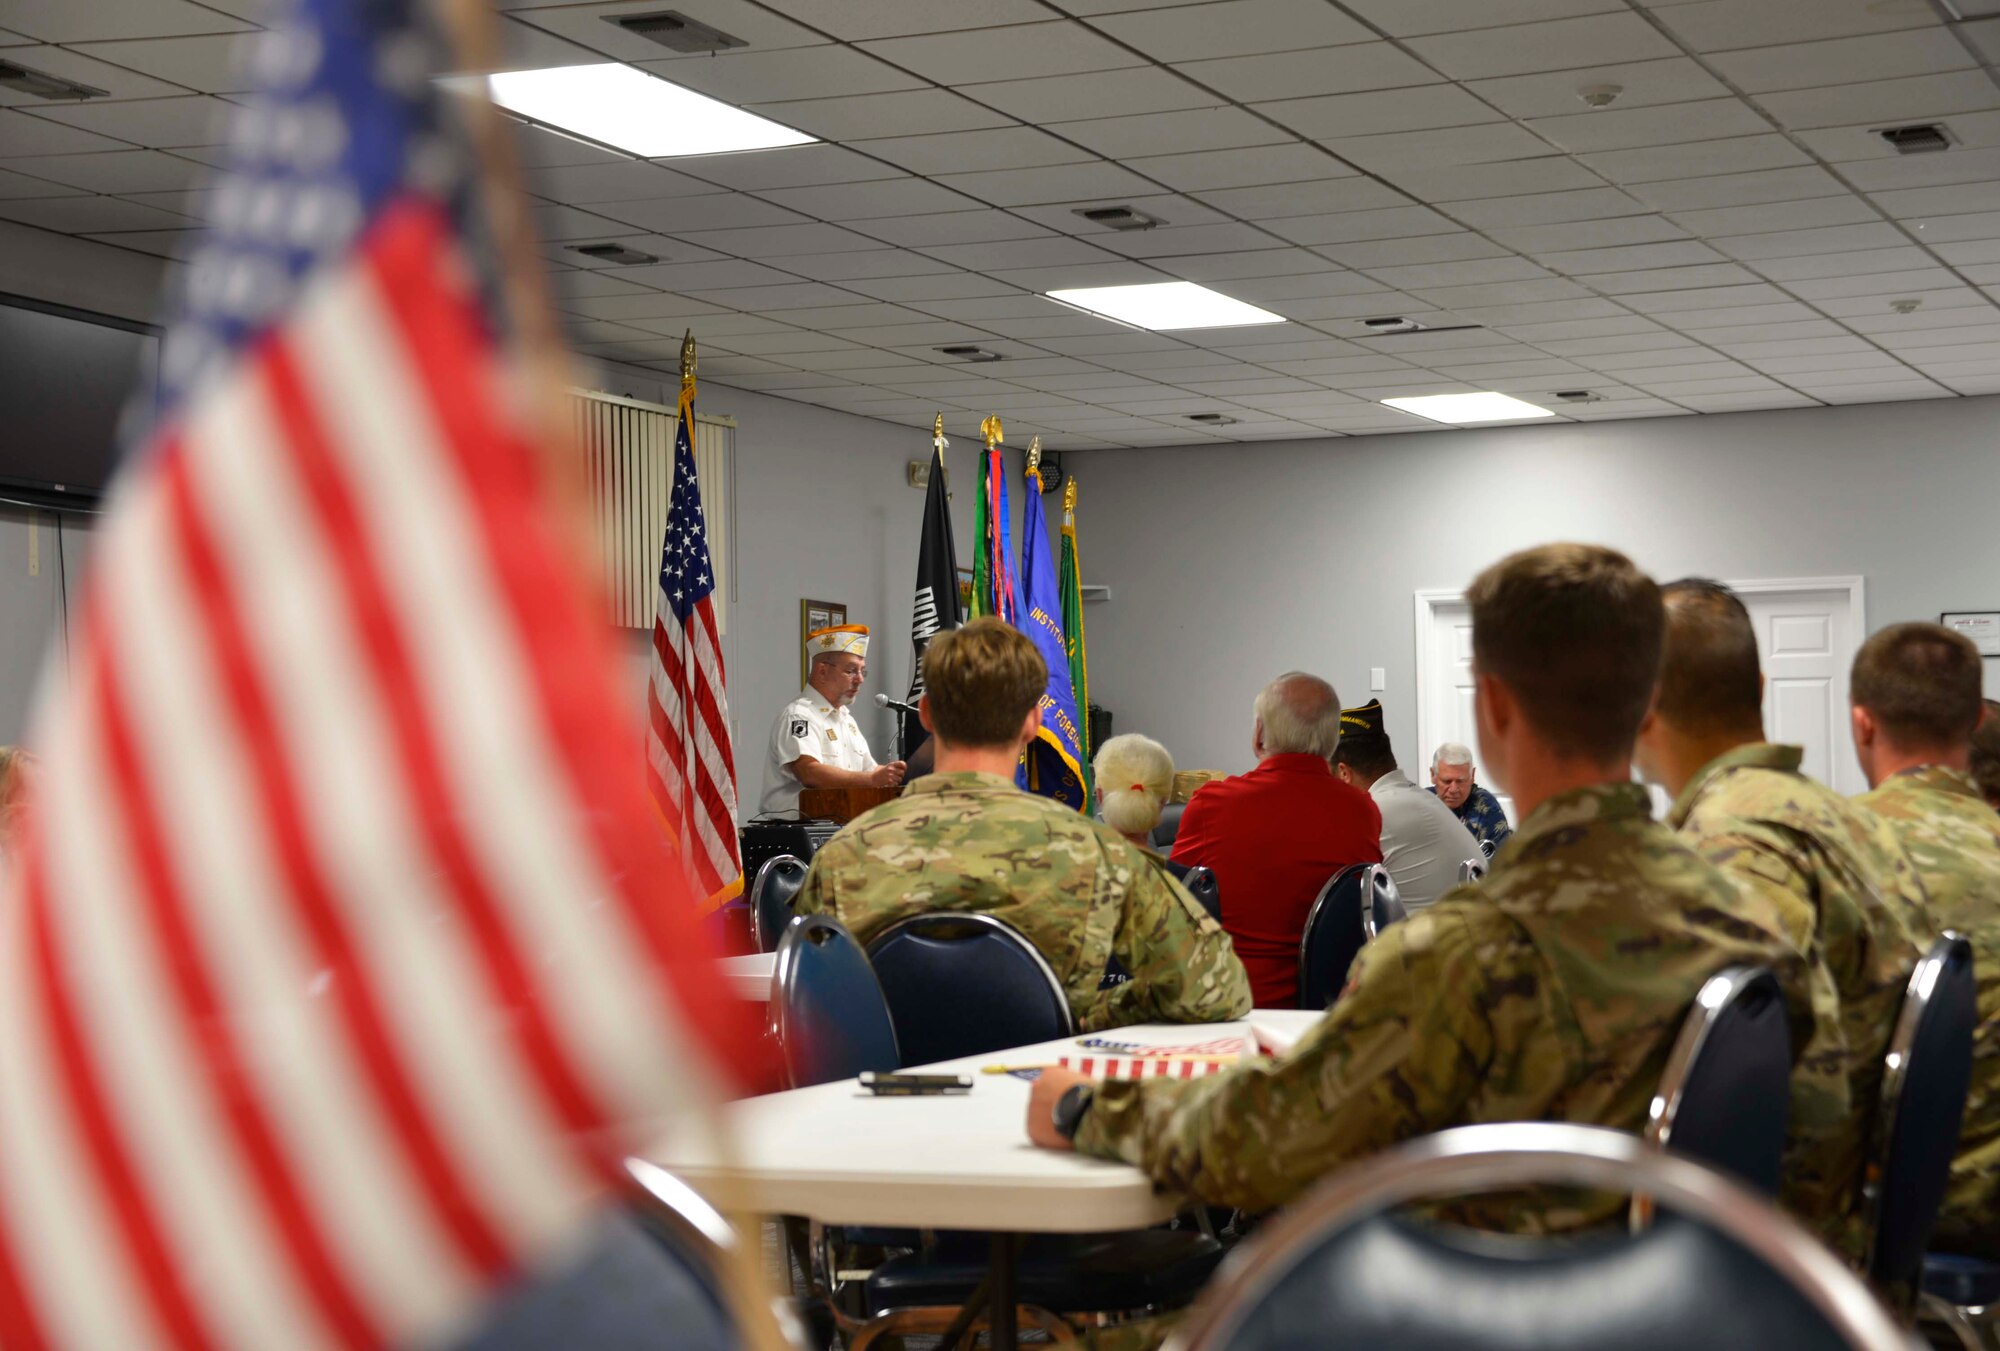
[0,294,159,507]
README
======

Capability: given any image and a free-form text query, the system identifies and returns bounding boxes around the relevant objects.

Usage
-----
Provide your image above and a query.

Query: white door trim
[1413,575,1867,772]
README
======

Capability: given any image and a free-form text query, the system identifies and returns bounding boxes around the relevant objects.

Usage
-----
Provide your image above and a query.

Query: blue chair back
[867,912,1073,1067]
[1165,861,1222,920]
[1170,1123,1904,1351]
[1865,931,1975,1310]
[772,913,900,1087]
[1151,801,1186,850]
[751,854,809,954]
[1299,864,1402,1010]
[1645,966,1790,1196]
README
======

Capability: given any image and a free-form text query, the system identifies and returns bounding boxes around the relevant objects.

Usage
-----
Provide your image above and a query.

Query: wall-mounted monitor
[0,294,158,507]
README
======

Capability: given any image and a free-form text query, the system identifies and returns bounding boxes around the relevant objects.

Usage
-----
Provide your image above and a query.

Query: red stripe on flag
[85,599,379,1347]
[157,435,510,1277]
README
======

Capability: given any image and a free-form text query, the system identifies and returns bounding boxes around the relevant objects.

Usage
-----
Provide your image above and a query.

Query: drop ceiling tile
[961,66,1218,123]
[1015,193,1235,233]
[592,257,800,291]
[0,164,83,197]
[1501,315,1665,341]
[936,161,1156,207]
[1466,58,1730,120]
[777,249,966,282]
[509,125,630,171]
[675,222,886,257]
[1093,0,1372,60]
[1319,232,1511,268]
[1052,107,1287,159]
[1153,248,1333,281]
[1580,135,1812,184]
[687,280,879,310]
[1587,261,1764,291]
[1539,240,1727,274]
[1872,183,2000,218]
[1665,196,1880,238]
[746,89,1016,142]
[1872,321,2000,348]
[1652,0,1933,53]
[1382,156,1606,201]
[1801,113,2000,169]
[1096,222,1288,257]
[855,210,1055,248]
[489,21,609,72]
[551,233,725,269]
[854,127,1093,176]
[1193,178,1406,221]
[1487,215,1689,253]
[2,0,254,41]
[0,109,131,156]
[1581,347,1737,372]
[1706,28,1972,94]
[564,291,732,321]
[919,235,1125,270]
[0,148,206,193]
[661,145,903,192]
[509,0,831,61]
[0,45,189,103]
[1406,278,1593,307]
[1365,256,1554,289]
[1529,99,1772,154]
[1456,297,1633,325]
[1226,269,1402,301]
[1258,85,1503,140]
[1629,167,1850,211]
[1174,43,1441,103]
[862,21,1145,85]
[1801,380,1950,403]
[1444,187,1652,228]
[1843,303,2000,333]
[529,160,724,204]
[1638,374,1785,395]
[0,195,194,232]
[1322,123,1553,173]
[1622,283,1793,312]
[65,33,254,93]
[1266,205,1459,246]
[1750,246,1933,279]
[1432,357,1593,380]
[1338,0,1619,38]
[1813,287,1992,317]
[1757,72,1999,133]
[1404,13,1677,80]
[1904,211,2000,243]
[639,47,925,102]
[1709,335,1875,361]
[1128,143,1353,192]
[587,192,808,233]
[87,225,206,258]
[1536,332,1701,355]
[844,272,1026,301]
[1687,319,1851,344]
[17,95,230,149]
[1783,268,1960,299]
[985,259,1171,290]
[756,177,986,221]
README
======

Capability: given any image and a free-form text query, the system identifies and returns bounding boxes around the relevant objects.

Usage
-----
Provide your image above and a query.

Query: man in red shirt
[1171,672,1383,1007]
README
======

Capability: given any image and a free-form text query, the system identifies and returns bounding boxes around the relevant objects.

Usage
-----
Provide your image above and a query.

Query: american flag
[0,1,743,1347]
[646,374,742,908]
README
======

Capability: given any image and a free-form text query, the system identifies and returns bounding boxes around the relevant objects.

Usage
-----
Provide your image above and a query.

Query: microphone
[874,692,920,714]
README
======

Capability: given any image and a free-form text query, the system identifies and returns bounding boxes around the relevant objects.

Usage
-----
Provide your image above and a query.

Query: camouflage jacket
[1074,782,1806,1223]
[1669,742,1933,1256]
[1432,782,1513,852]
[794,771,1251,1033]
[1857,766,2000,1256]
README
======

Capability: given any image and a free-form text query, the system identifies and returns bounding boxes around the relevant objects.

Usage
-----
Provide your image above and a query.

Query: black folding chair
[770,912,900,1088]
[1165,860,1222,920]
[1169,1123,1907,1351]
[866,912,1072,1068]
[1298,863,1405,1010]
[1151,801,1186,850]
[1863,932,1975,1316]
[1645,966,1791,1197]
[751,853,810,954]
[1457,857,1487,885]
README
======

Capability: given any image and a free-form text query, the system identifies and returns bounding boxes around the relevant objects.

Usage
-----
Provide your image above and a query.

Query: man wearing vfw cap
[760,624,906,818]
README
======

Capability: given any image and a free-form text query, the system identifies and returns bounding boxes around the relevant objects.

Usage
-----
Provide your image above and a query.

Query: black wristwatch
[1052,1082,1096,1141]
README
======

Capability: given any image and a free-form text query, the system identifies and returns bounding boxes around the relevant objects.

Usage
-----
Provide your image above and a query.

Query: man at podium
[760,624,906,818]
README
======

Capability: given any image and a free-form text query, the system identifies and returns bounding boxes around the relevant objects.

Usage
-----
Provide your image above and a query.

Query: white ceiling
[2,0,1999,447]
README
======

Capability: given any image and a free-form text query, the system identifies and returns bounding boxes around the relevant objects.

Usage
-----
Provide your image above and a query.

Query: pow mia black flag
[904,419,963,756]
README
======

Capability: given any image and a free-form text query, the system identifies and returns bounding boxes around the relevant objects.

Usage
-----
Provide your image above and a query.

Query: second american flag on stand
[646,343,743,910]
[0,0,747,1347]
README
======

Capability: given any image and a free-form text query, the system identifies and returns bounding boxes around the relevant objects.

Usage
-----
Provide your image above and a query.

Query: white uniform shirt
[760,688,878,817]
[1368,766,1483,911]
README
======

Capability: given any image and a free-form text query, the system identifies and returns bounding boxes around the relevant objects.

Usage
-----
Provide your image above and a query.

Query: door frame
[1414,574,1867,772]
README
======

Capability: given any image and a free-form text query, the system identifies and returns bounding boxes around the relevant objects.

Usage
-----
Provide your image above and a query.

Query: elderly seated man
[1429,740,1512,852]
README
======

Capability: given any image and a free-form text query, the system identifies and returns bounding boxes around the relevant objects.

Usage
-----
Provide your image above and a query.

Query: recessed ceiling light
[1381,392,1557,424]
[483,63,813,158]
[1045,282,1283,331]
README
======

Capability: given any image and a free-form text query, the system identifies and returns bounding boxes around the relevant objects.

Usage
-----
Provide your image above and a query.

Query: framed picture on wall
[956,566,974,615]
[1941,611,2000,657]
[801,598,847,685]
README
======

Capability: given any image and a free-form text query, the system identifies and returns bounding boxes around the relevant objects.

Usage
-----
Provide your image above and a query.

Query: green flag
[970,444,992,619]
[1059,474,1091,803]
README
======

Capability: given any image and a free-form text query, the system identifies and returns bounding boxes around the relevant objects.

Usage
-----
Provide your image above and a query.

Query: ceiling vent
[937,344,1003,362]
[1358,317,1484,338]
[569,242,659,265]
[606,10,749,54]
[1073,205,1162,232]
[1877,123,1952,154]
[1187,412,1238,425]
[1552,389,1603,403]
[0,59,107,100]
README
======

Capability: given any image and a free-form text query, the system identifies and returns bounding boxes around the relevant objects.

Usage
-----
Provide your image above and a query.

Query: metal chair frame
[1457,856,1487,885]
[769,912,900,1090]
[865,910,1076,1053]
[620,1157,807,1349]
[1297,863,1399,1009]
[750,853,809,955]
[1923,1289,2000,1351]
[1645,965,1787,1173]
[1178,864,1221,920]
[1164,1122,1910,1351]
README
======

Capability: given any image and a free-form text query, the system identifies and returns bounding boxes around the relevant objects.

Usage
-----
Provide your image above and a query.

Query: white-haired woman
[1093,733,1176,851]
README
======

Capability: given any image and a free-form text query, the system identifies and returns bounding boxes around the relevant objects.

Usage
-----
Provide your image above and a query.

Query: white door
[1415,595,1514,821]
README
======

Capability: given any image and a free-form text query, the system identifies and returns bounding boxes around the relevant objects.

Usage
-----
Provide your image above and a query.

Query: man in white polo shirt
[1334,699,1482,909]
[760,624,906,818]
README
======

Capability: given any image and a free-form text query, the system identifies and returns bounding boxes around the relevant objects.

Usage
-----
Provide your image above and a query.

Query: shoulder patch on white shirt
[789,718,809,738]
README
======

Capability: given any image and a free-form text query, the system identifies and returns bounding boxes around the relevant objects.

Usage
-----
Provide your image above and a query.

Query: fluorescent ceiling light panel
[1380,392,1556,424]
[484,63,813,157]
[1045,282,1283,330]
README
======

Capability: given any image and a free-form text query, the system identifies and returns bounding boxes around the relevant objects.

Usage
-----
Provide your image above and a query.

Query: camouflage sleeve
[1687,826,1816,953]
[1083,856,1251,1032]
[1072,910,1490,1211]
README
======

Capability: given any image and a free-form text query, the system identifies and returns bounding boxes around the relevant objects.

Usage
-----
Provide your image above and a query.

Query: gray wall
[1074,394,2000,776]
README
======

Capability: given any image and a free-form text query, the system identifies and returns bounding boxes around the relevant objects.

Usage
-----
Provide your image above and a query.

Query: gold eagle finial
[979,414,1004,448]
[1026,435,1042,473]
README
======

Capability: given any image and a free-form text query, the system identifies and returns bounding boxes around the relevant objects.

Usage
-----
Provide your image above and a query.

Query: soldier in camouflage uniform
[1027,545,1805,1261]
[1850,623,2000,1258]
[795,617,1251,1032]
[1634,580,1932,1259]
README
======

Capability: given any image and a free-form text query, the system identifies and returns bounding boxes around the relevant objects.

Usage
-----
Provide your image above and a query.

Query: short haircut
[1334,730,1396,780]
[1255,672,1341,758]
[1432,742,1473,772]
[1970,699,2000,809]
[1094,733,1175,836]
[1852,622,1984,749]
[1466,543,1664,763]
[922,616,1047,748]
[1656,578,1764,736]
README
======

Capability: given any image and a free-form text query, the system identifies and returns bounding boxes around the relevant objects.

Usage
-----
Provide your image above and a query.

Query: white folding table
[719,952,775,1001]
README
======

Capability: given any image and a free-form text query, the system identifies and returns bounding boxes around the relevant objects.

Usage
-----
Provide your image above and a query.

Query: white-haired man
[760,624,905,817]
[1429,741,1511,852]
[1169,672,1381,1008]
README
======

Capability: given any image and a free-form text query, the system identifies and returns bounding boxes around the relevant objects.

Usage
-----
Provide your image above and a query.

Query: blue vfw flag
[1016,447,1087,810]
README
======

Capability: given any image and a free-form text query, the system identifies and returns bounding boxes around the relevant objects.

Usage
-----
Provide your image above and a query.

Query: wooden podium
[799,786,901,824]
